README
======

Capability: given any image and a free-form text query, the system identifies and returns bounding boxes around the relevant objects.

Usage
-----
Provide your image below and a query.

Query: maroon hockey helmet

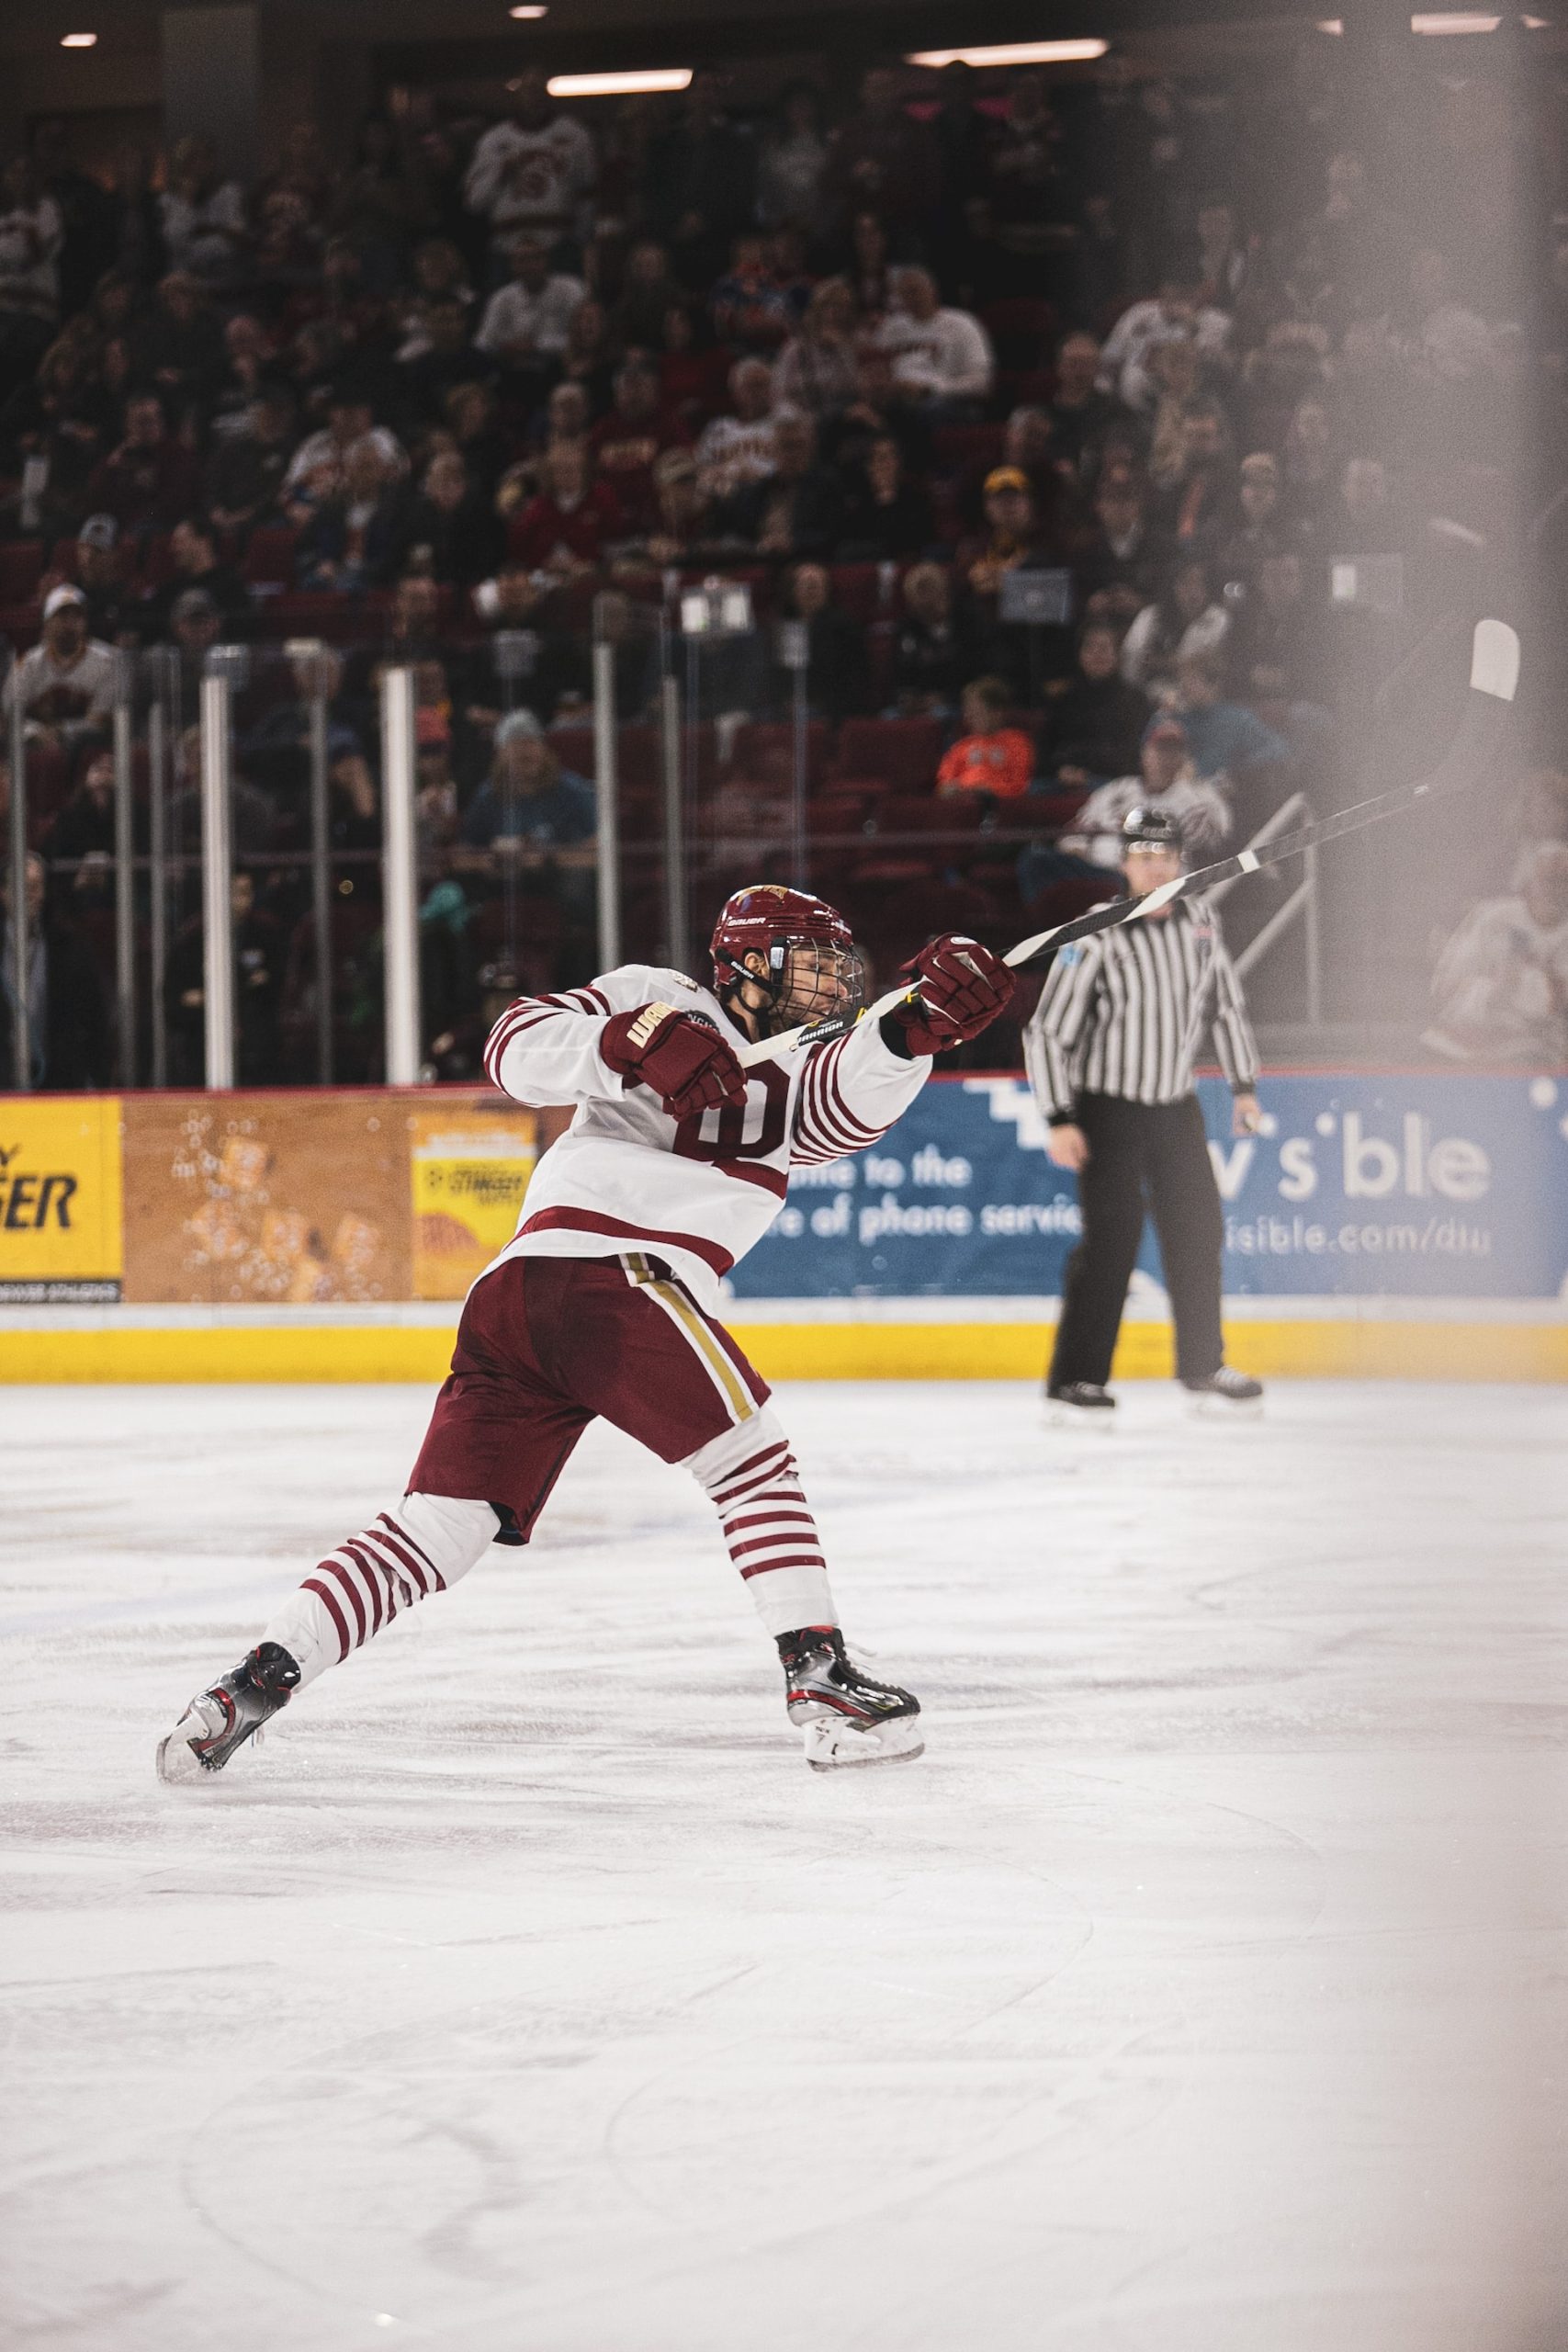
[709,885,862,1035]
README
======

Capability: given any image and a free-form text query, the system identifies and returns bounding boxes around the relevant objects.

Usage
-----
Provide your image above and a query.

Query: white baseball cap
[42,584,87,619]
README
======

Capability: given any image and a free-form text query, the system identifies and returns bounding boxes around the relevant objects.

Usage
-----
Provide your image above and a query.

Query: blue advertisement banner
[725,1073,1568,1303]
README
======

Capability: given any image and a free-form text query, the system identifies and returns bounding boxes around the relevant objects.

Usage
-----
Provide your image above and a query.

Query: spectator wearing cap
[456,708,597,888]
[588,355,693,532]
[82,392,204,535]
[68,515,134,643]
[204,384,299,536]
[2,585,119,750]
[874,267,995,422]
[157,589,227,726]
[936,676,1035,801]
[960,467,1051,601]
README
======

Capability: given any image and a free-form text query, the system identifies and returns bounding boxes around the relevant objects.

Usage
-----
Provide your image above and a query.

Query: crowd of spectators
[0,46,1562,1084]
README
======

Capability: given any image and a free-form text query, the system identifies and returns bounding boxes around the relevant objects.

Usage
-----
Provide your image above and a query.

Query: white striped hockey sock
[262,1493,498,1686]
[685,1408,838,1639]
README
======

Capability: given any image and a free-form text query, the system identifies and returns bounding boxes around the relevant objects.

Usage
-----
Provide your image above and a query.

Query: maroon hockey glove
[889,935,1013,1056]
[600,1001,750,1120]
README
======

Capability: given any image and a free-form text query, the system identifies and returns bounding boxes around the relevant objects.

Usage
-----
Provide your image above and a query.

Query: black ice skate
[1181,1366,1265,1414]
[778,1626,924,1770]
[1046,1380,1116,1422]
[155,1642,301,1785]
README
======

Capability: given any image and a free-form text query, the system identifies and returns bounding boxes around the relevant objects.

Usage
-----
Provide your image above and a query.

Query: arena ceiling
[5,0,1561,68]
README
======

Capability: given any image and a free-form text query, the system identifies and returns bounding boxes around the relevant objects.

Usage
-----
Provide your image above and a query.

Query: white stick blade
[1470,618,1520,703]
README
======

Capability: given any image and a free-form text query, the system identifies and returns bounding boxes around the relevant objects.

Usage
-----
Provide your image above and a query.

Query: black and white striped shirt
[1023,894,1258,1120]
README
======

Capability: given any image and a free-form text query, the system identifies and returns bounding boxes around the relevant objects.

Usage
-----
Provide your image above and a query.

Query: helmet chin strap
[719,946,789,1037]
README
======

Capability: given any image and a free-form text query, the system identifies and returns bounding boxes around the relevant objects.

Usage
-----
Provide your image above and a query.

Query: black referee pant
[1050,1091,1225,1389]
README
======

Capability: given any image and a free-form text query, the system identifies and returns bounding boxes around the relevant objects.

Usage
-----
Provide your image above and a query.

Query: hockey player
[158,888,1011,1780]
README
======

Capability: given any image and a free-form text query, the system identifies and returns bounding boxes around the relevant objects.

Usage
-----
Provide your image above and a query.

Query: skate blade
[1044,1402,1117,1430]
[155,1700,231,1788]
[802,1714,926,1771]
[155,1728,214,1787]
[1185,1393,1265,1421]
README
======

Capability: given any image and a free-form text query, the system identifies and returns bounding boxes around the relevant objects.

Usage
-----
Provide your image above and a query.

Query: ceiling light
[1411,10,1500,24]
[61,30,98,45]
[1315,17,1345,28]
[508,6,547,17]
[907,40,1109,66]
[547,68,692,96]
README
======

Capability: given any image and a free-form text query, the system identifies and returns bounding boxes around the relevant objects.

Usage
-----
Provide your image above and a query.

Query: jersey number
[673,1064,790,1165]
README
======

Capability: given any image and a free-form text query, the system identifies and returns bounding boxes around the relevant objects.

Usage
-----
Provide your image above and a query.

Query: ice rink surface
[3,1377,1566,2352]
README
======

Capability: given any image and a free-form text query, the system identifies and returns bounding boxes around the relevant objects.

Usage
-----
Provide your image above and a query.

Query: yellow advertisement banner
[0,1097,123,1299]
[410,1102,538,1299]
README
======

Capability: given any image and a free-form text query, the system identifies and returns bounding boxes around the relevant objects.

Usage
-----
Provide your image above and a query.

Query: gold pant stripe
[621,1250,754,1422]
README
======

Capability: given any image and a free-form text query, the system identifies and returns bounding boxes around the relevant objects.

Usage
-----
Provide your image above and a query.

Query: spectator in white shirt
[875,266,995,421]
[1427,845,1568,1064]
[1101,278,1231,413]
[1064,714,1233,870]
[0,157,63,397]
[475,233,586,383]
[159,136,249,292]
[2,587,119,751]
[1119,558,1231,700]
[463,71,597,261]
[282,389,407,501]
[694,358,780,502]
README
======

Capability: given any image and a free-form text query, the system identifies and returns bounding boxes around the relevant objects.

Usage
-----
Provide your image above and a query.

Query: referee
[1022,805,1266,1414]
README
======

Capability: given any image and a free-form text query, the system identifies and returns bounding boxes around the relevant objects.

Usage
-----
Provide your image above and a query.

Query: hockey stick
[737,616,1520,1068]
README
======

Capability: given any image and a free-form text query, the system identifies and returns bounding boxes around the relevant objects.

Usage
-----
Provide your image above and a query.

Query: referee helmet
[1122,804,1184,854]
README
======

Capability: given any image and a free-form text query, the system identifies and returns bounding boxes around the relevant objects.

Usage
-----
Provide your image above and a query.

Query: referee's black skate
[155,1642,301,1785]
[778,1626,924,1770]
[1182,1366,1265,1414]
[1046,1380,1117,1423]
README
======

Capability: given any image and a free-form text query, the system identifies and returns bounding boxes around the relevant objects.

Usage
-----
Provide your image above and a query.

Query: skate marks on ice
[1,1381,1565,2352]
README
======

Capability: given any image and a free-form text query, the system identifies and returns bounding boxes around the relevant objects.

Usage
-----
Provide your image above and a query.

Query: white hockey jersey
[482,967,929,1309]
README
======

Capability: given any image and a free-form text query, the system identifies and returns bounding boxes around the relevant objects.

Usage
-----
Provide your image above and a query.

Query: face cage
[727,935,865,1035]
